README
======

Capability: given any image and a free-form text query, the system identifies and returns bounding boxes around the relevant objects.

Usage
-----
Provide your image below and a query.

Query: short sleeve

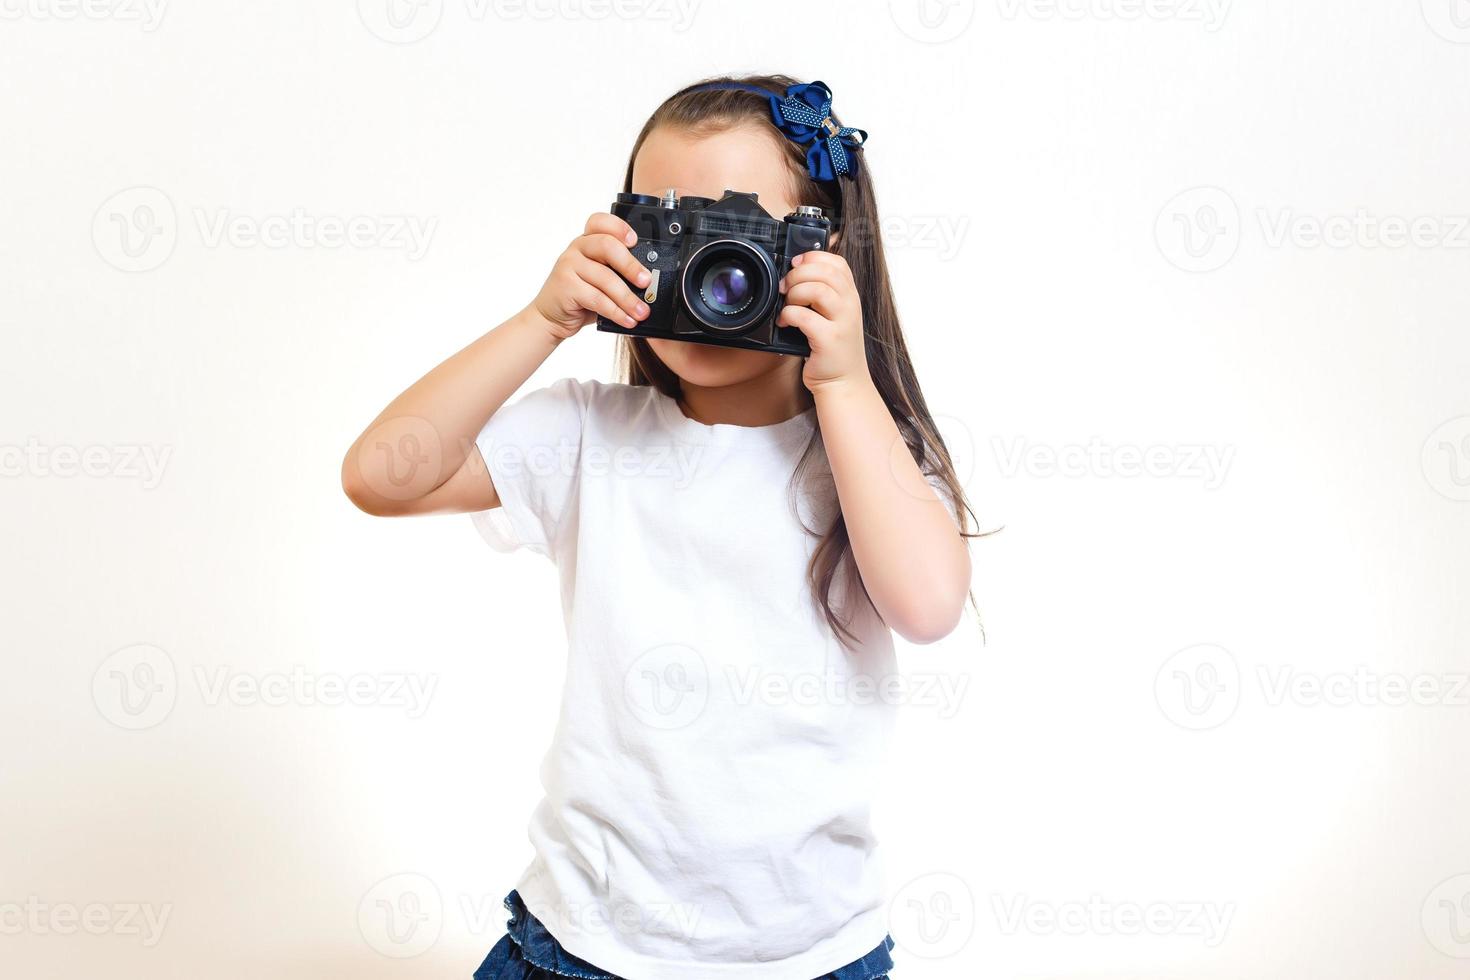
[471,378,589,558]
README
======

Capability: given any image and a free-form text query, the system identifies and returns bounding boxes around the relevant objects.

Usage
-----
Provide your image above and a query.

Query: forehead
[631,124,801,216]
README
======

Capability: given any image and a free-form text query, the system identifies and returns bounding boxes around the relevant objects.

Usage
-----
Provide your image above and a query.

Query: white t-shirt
[473,378,926,980]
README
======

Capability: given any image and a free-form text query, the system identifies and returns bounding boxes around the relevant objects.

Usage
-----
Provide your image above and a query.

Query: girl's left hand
[777,251,870,392]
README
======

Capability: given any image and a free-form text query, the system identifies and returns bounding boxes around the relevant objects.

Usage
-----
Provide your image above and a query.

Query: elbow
[341,451,398,517]
[887,592,967,646]
[885,549,971,645]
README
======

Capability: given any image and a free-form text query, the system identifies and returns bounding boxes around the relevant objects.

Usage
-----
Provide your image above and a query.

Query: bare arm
[813,378,971,644]
[341,213,650,517]
[779,249,970,643]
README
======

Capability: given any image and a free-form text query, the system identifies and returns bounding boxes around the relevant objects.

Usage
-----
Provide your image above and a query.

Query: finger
[776,303,830,337]
[576,260,649,322]
[783,280,845,319]
[781,262,844,294]
[584,212,639,247]
[578,233,651,290]
[573,281,638,329]
[790,249,853,282]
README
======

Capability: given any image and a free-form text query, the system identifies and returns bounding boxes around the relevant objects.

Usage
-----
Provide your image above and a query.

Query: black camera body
[595,188,831,356]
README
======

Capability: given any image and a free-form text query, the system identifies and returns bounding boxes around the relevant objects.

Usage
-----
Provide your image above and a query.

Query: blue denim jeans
[474,890,895,980]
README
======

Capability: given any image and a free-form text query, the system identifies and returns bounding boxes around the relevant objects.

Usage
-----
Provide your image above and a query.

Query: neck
[677,359,811,427]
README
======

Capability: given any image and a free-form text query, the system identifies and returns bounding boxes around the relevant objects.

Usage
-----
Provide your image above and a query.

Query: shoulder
[527,379,668,436]
[553,378,664,418]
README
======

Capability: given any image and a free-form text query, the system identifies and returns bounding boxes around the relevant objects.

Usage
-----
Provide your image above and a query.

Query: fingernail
[625,232,637,245]
[635,302,649,318]
[624,315,637,328]
[637,271,650,287]
[791,254,804,266]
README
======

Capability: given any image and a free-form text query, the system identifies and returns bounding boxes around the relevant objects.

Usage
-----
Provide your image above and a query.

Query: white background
[3,1,1469,977]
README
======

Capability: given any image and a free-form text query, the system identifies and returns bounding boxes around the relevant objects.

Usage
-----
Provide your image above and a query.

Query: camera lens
[700,260,754,315]
[681,240,776,335]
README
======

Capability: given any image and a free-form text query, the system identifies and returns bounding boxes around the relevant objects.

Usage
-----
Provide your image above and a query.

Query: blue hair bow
[687,79,868,182]
[767,81,868,182]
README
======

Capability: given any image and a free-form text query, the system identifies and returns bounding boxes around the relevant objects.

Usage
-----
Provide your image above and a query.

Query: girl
[343,75,975,980]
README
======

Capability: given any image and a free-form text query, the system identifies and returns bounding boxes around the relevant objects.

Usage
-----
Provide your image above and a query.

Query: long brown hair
[616,74,978,644]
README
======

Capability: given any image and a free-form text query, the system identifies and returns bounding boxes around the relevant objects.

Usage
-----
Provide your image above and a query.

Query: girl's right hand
[529,213,652,341]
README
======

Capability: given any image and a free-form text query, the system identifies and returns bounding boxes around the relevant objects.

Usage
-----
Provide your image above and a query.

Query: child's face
[631,124,804,393]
